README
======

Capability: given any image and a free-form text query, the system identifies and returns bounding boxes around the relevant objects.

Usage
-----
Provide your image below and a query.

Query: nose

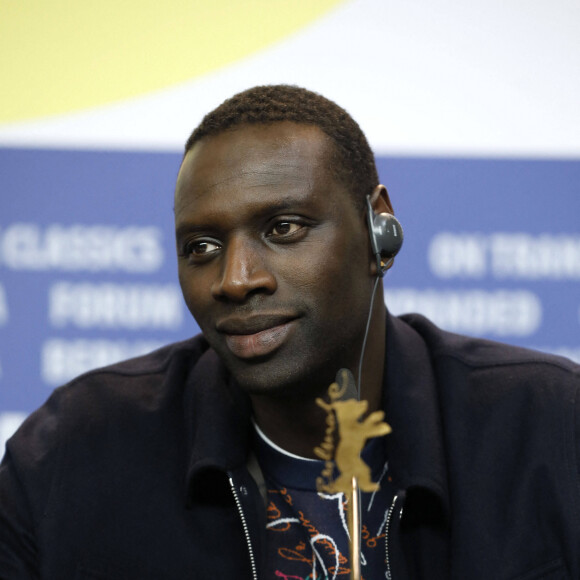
[211,235,277,302]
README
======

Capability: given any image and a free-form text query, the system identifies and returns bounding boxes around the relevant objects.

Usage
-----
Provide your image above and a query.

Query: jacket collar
[383,312,450,520]
[183,347,252,502]
[183,313,451,519]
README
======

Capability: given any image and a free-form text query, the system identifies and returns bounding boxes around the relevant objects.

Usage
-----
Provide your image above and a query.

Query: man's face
[175,122,374,398]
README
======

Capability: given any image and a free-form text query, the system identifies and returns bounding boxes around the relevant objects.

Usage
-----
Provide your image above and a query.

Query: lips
[216,315,297,359]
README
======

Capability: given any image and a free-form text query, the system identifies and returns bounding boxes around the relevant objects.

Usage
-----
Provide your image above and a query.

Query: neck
[251,296,387,459]
[250,394,328,458]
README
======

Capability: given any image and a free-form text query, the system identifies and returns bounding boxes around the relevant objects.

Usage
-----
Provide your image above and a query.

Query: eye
[267,221,303,238]
[182,239,221,259]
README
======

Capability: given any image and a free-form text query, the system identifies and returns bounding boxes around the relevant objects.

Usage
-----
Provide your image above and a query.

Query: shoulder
[399,311,579,377]
[42,334,211,420]
[395,311,580,476]
[391,316,580,571]
[3,335,214,485]
[0,334,231,568]
[396,312,580,426]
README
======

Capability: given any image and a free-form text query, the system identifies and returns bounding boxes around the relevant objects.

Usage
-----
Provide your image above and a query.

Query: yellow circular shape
[0,0,346,123]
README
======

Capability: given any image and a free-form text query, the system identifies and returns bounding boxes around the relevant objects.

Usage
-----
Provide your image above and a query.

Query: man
[1,85,579,579]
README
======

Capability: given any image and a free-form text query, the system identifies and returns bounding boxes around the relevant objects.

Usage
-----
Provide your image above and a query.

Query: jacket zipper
[384,494,400,580]
[229,476,259,580]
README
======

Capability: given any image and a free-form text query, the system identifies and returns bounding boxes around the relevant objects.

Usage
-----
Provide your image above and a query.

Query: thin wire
[356,274,381,400]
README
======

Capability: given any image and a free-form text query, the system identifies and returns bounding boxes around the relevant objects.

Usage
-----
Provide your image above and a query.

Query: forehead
[174,123,342,213]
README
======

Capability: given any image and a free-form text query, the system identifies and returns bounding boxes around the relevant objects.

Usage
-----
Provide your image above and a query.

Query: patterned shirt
[253,424,395,580]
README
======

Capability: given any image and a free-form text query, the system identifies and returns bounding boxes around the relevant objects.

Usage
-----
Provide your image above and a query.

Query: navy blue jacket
[1,313,579,579]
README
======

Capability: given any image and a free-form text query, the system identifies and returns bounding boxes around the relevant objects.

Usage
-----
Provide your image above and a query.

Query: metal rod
[349,476,361,580]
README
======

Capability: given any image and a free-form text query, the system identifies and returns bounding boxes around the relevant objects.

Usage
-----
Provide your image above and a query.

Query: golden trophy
[314,369,391,580]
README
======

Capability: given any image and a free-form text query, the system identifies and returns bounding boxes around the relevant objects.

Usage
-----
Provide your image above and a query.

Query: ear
[367,184,397,275]
[368,184,394,215]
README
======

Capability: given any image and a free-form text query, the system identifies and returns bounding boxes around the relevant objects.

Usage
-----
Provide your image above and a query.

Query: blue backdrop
[1,148,579,446]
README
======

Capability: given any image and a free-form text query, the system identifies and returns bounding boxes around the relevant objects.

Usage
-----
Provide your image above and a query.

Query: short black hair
[184,85,379,209]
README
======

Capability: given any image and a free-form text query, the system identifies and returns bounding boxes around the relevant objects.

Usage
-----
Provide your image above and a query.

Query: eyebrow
[174,196,313,241]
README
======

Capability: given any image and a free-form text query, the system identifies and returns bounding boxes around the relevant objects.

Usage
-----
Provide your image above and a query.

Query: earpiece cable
[356,274,381,400]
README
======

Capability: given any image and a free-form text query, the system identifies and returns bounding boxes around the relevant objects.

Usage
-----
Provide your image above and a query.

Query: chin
[227,354,340,401]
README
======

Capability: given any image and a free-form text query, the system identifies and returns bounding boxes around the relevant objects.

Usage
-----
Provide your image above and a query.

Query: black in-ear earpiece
[365,195,404,277]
